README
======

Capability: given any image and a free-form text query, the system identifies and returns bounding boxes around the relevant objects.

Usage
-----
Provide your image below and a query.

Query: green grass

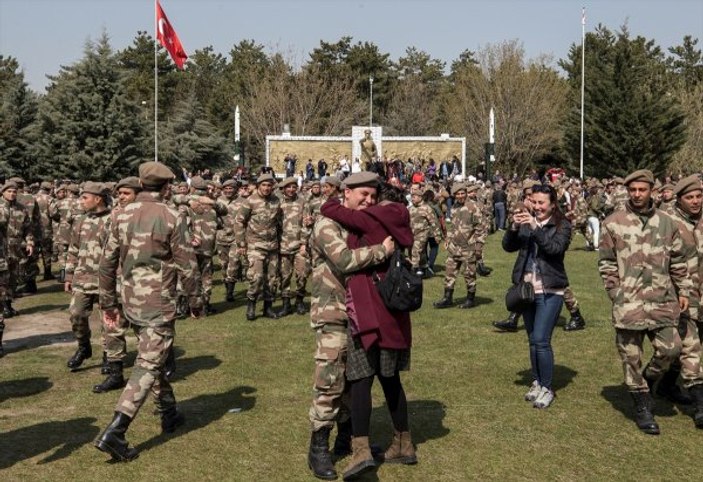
[1,232,700,481]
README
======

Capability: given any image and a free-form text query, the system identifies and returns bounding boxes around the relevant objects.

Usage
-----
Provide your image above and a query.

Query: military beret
[139,161,175,187]
[67,183,80,194]
[8,176,25,186]
[310,179,321,186]
[81,181,107,196]
[466,183,480,194]
[673,174,703,197]
[659,183,674,192]
[342,172,380,189]
[116,176,141,191]
[451,183,467,195]
[239,180,249,187]
[624,169,654,186]
[322,176,341,188]
[257,173,275,185]
[278,177,298,188]
[222,179,238,188]
[189,176,209,191]
[522,179,541,191]
[40,181,53,190]
[613,176,625,185]
[1,181,18,192]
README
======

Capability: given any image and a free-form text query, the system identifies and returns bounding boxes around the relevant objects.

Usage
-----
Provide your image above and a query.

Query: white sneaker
[525,381,541,402]
[533,387,555,409]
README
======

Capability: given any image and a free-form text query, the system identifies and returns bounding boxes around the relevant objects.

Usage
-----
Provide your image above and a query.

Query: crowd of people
[1,156,702,478]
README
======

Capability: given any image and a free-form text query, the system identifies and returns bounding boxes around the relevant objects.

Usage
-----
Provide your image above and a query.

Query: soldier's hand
[191,236,202,247]
[299,245,306,255]
[679,296,689,312]
[64,281,72,292]
[382,236,395,256]
[102,308,120,330]
[237,247,247,256]
[26,245,34,256]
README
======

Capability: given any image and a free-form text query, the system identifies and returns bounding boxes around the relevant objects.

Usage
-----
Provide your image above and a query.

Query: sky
[1,0,702,93]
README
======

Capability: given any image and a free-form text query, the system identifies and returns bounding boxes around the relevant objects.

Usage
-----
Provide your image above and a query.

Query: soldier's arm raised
[314,220,390,275]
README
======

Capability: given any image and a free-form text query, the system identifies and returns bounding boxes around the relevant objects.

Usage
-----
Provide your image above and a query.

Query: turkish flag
[156,1,188,69]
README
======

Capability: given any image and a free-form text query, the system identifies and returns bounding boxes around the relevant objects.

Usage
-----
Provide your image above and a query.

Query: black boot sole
[308,460,338,481]
[94,439,139,461]
[92,380,126,394]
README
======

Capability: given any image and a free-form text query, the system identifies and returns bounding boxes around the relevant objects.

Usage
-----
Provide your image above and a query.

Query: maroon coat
[321,198,414,350]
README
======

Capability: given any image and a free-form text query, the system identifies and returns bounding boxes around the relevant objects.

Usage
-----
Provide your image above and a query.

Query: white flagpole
[154,0,158,162]
[579,6,586,179]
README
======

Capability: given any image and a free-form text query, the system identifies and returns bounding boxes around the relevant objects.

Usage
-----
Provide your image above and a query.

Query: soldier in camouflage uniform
[51,184,66,266]
[598,169,692,435]
[56,184,81,282]
[276,177,310,317]
[95,162,202,462]
[224,182,251,293]
[0,197,10,357]
[408,186,442,277]
[604,177,628,214]
[64,182,112,374]
[11,177,41,294]
[35,181,59,280]
[565,183,595,250]
[471,183,493,277]
[434,183,483,309]
[235,173,282,320]
[216,179,239,302]
[1,181,34,318]
[307,172,394,480]
[650,175,703,426]
[656,183,676,215]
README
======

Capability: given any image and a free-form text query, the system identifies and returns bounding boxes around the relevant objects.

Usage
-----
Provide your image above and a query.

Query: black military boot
[3,300,18,318]
[477,261,493,277]
[630,391,660,435]
[67,341,92,370]
[43,266,56,281]
[20,278,38,295]
[225,281,235,302]
[564,309,586,331]
[164,347,176,382]
[246,299,257,321]
[205,303,217,315]
[493,312,520,332]
[94,411,139,461]
[433,288,454,309]
[100,351,109,375]
[459,291,476,309]
[656,366,692,405]
[276,297,293,317]
[263,300,279,319]
[332,418,352,458]
[689,384,703,428]
[308,427,337,480]
[58,268,66,283]
[93,361,125,393]
[0,322,5,358]
[161,406,186,434]
[295,295,307,315]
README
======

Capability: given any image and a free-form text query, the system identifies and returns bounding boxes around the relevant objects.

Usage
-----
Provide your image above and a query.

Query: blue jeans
[523,293,563,390]
[494,202,506,230]
[427,237,439,271]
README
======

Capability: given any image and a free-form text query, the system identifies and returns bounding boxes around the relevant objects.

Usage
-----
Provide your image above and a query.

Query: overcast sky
[1,0,701,92]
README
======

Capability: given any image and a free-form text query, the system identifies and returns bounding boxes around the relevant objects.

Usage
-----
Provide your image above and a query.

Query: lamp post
[369,76,374,127]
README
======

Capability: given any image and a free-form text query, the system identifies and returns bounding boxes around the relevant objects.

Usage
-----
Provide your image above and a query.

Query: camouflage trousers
[309,325,350,432]
[7,257,20,299]
[571,221,594,246]
[116,321,176,419]
[102,308,129,363]
[19,251,40,285]
[246,249,278,302]
[68,290,97,344]
[615,327,681,392]
[0,269,9,303]
[563,286,579,313]
[225,244,249,283]
[410,234,429,269]
[217,243,231,279]
[444,253,477,293]
[671,317,703,389]
[40,237,53,271]
[279,250,308,299]
[196,254,214,301]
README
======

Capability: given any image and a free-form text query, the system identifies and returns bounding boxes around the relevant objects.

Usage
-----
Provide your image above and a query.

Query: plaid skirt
[346,333,411,381]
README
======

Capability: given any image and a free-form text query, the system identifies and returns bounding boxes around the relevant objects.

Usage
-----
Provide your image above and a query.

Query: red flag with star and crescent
[156,0,188,69]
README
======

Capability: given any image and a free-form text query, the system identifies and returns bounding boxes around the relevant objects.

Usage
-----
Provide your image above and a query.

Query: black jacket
[502,216,571,289]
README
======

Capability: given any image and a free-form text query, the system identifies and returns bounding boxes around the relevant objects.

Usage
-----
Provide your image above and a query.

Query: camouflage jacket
[409,201,442,241]
[309,216,388,329]
[446,199,483,257]
[0,204,9,270]
[18,192,42,243]
[65,207,112,294]
[598,201,692,330]
[215,195,240,246]
[2,197,34,259]
[306,194,324,223]
[56,196,80,246]
[99,191,201,326]
[567,191,588,226]
[604,186,628,214]
[234,191,282,251]
[280,195,309,254]
[667,206,703,320]
[35,191,59,237]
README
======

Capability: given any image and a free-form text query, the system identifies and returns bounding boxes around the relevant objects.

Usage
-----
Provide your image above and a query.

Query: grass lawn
[1,231,700,481]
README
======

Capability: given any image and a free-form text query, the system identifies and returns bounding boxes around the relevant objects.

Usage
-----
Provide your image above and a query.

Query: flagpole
[154,0,158,162]
[579,6,585,179]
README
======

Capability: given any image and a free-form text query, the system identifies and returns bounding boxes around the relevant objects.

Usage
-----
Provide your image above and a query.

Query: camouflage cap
[190,176,209,190]
[1,181,18,192]
[80,181,107,196]
[451,182,467,195]
[222,179,238,188]
[116,176,141,191]
[624,169,654,186]
[8,176,25,186]
[40,181,53,190]
[278,176,298,188]
[138,161,175,187]
[257,173,275,185]
[673,174,703,197]
[322,175,341,188]
[343,171,380,189]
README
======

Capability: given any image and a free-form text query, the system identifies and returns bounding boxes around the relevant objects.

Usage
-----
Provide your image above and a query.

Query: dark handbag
[505,243,535,313]
[374,250,423,312]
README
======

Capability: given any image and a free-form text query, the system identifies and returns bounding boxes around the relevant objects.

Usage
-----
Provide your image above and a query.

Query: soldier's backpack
[373,250,423,312]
